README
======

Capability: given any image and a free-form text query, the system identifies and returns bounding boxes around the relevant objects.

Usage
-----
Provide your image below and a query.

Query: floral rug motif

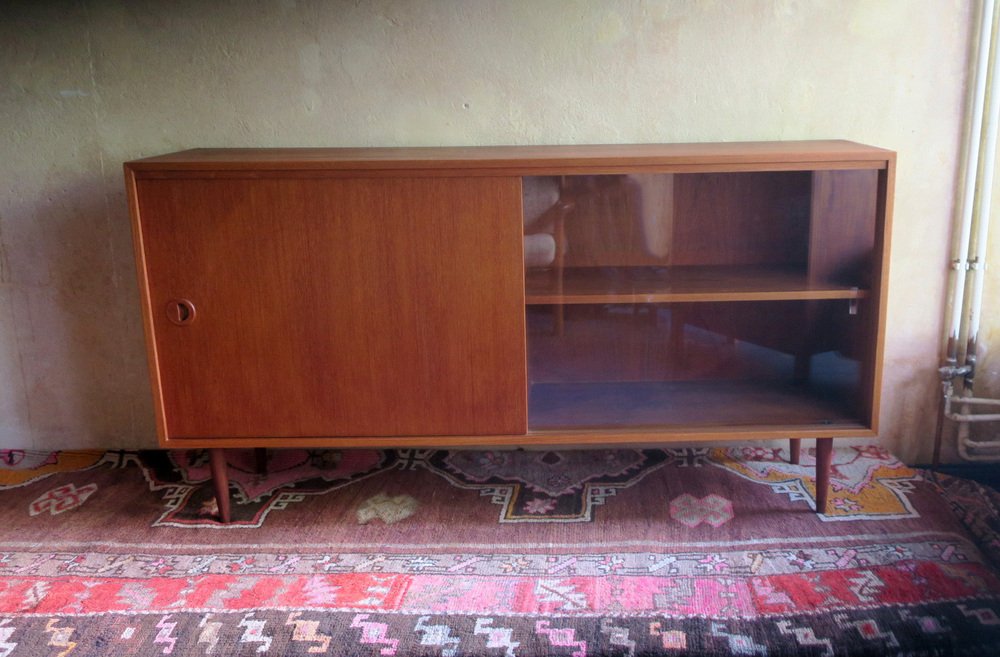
[0,450,105,488]
[0,445,998,655]
[130,445,925,527]
[136,449,399,527]
[419,448,671,522]
[713,444,923,520]
[932,471,1000,567]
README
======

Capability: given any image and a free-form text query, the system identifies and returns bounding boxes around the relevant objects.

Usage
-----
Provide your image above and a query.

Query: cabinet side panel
[865,164,895,431]
[135,176,526,439]
[125,166,170,445]
[809,168,881,429]
[808,169,879,287]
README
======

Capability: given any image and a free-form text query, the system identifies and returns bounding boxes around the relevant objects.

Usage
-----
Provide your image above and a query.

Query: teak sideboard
[125,141,894,522]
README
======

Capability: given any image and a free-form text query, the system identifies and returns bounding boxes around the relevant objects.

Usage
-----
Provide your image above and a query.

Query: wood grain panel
[671,171,812,266]
[808,169,878,286]
[125,142,894,451]
[524,265,868,304]
[528,380,860,431]
[808,168,881,426]
[862,164,896,431]
[155,424,874,450]
[127,141,894,174]
[135,176,526,439]
[559,175,650,267]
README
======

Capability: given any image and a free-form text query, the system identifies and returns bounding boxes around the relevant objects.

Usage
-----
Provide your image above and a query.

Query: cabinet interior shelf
[528,380,861,431]
[524,265,868,305]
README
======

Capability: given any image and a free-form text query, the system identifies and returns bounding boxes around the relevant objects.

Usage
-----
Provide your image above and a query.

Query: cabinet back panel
[808,169,879,287]
[527,300,865,430]
[671,171,812,266]
[135,176,527,438]
[528,301,863,383]
[538,172,813,268]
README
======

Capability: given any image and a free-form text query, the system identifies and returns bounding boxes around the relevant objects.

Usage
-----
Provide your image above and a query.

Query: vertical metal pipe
[965,0,1000,390]
[936,1,996,465]
[948,0,995,365]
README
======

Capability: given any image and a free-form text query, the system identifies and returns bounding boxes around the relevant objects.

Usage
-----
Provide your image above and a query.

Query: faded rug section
[129,445,921,527]
[0,446,997,656]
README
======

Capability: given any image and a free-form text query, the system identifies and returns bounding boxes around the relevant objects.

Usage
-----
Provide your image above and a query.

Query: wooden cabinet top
[125,141,895,175]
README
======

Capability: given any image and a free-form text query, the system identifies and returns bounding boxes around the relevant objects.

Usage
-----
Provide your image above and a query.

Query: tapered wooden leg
[815,438,833,514]
[255,447,268,476]
[209,448,231,523]
[789,438,801,465]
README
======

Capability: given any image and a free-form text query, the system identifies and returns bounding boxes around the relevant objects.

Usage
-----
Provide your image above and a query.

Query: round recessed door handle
[165,299,197,326]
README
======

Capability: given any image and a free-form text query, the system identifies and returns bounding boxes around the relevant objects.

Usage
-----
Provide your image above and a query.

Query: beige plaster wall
[0,0,973,463]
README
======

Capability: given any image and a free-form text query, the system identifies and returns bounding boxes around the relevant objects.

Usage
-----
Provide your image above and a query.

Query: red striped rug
[0,445,997,655]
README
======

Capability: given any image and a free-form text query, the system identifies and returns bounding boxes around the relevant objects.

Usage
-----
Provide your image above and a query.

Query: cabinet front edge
[157,427,877,450]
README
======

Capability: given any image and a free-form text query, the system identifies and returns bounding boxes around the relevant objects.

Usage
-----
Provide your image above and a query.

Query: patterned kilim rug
[0,444,998,656]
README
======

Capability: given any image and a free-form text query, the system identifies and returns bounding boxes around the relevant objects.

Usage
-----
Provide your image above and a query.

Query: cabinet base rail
[205,438,834,524]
